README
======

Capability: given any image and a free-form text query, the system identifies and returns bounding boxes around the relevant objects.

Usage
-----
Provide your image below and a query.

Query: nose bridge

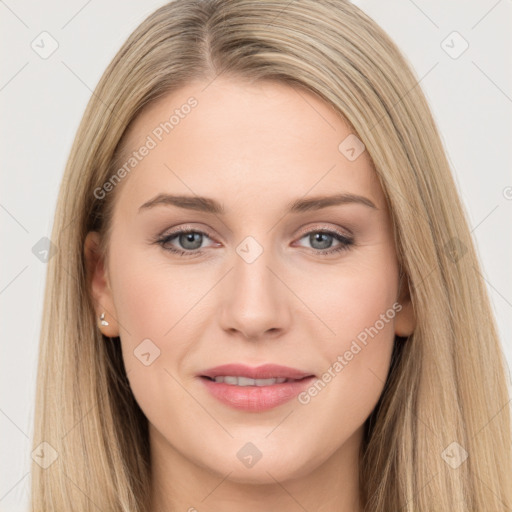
[218,236,290,338]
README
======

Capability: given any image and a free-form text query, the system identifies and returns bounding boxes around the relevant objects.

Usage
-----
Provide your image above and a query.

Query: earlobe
[394,274,416,337]
[83,231,120,337]
[395,300,416,337]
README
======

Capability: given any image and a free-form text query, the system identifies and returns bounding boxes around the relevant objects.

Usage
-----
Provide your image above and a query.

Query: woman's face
[86,78,414,488]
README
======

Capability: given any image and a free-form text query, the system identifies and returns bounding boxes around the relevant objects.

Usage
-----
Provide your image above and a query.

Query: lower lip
[199,376,316,412]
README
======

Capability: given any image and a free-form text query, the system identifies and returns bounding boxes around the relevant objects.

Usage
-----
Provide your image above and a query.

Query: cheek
[107,248,207,426]
[109,240,208,344]
[299,249,399,346]
[295,254,399,418]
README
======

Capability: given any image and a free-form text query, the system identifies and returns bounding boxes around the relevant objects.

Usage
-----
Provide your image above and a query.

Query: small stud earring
[99,312,109,326]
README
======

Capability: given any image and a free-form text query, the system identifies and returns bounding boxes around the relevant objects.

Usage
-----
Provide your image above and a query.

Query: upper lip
[200,364,315,380]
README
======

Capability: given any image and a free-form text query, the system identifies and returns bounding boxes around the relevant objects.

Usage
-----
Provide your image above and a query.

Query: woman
[31,0,512,510]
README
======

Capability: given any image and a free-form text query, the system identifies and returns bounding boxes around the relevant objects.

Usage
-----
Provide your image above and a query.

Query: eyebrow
[138,192,377,214]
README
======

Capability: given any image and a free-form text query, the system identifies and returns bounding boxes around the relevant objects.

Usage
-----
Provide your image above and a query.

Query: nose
[218,246,292,340]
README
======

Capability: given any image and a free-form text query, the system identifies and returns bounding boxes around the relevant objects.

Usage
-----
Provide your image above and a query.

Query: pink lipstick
[198,363,316,412]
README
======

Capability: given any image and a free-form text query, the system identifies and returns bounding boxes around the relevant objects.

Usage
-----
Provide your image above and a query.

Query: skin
[84,78,415,512]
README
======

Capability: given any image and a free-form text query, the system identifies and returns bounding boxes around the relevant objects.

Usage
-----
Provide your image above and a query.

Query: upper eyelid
[161,221,352,237]
[160,225,353,246]
[295,224,352,239]
[159,225,217,243]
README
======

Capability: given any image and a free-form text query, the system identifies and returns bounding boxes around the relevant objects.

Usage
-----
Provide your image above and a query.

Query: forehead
[114,78,384,214]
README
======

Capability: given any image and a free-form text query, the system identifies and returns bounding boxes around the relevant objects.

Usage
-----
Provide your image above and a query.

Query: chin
[197,444,316,485]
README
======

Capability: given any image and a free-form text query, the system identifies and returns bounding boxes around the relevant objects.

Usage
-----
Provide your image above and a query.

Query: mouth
[199,363,315,381]
[197,364,317,412]
[200,375,313,386]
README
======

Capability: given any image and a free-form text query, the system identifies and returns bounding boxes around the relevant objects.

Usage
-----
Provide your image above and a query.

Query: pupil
[311,232,332,250]
[180,232,202,250]
[176,232,335,251]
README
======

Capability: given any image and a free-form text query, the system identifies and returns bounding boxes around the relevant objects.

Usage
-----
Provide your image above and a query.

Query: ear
[83,231,119,337]
[394,273,416,337]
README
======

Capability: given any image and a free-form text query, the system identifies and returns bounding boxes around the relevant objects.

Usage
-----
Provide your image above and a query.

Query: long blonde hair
[31,1,512,510]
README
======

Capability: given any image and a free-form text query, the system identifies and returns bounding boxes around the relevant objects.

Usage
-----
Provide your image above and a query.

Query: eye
[294,229,354,255]
[155,228,217,257]
[153,226,354,258]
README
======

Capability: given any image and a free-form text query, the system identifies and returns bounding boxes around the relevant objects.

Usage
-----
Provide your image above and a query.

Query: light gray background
[1,1,511,510]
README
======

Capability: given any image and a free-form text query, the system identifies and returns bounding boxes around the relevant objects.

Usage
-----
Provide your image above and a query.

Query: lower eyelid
[157,228,353,254]
[158,230,215,248]
[294,232,353,251]
[296,229,352,243]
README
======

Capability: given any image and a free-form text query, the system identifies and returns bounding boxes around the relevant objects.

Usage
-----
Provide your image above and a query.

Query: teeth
[212,376,288,386]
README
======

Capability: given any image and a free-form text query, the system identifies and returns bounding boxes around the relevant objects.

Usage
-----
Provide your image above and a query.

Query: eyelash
[154,226,354,257]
